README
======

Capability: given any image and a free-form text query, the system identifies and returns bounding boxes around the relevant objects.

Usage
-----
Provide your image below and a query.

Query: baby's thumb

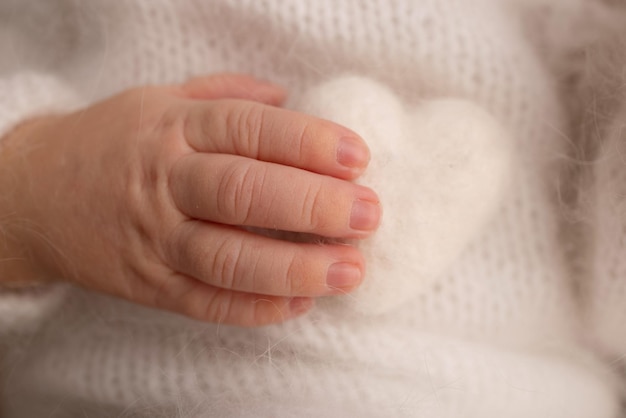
[178,73,286,105]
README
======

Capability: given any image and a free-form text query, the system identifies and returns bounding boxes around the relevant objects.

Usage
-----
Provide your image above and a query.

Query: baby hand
[0,74,381,326]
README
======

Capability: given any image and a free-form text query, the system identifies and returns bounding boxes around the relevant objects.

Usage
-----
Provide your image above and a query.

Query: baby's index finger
[184,99,370,180]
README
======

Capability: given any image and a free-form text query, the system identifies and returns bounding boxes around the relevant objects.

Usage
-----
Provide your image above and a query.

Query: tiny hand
[0,74,380,326]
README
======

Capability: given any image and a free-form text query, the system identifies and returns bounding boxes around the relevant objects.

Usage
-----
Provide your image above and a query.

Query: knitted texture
[0,0,619,416]
[0,283,68,335]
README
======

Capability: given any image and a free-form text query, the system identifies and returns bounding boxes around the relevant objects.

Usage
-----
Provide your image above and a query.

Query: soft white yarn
[0,0,620,416]
[296,76,512,314]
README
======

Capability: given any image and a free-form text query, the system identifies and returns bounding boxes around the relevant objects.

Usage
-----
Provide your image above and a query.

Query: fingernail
[337,136,370,170]
[350,199,381,231]
[326,262,362,291]
[289,297,314,315]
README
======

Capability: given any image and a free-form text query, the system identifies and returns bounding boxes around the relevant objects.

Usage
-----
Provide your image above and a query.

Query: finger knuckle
[217,162,266,225]
[293,121,315,165]
[201,292,266,327]
[210,235,246,290]
[284,254,306,295]
[300,181,327,231]
[227,102,266,158]
[201,290,236,324]
[250,299,281,326]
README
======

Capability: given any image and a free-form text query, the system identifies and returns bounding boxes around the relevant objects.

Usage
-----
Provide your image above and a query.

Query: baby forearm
[0,116,62,286]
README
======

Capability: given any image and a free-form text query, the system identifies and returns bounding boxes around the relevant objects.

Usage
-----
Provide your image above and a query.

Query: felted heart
[293,76,513,314]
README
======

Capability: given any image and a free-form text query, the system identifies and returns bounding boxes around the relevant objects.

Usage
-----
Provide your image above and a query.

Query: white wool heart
[294,77,513,314]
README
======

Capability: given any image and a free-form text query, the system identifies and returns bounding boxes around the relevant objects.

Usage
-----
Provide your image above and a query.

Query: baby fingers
[184,99,371,180]
[169,153,381,238]
[165,220,365,298]
[153,271,315,327]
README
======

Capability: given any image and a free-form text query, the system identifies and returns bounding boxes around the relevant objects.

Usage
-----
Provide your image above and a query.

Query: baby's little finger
[165,220,365,297]
[154,272,313,327]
